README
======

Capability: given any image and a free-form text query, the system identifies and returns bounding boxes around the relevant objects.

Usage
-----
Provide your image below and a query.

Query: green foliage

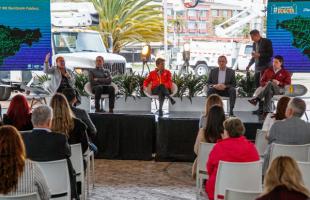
[91,0,164,53]
[183,73,206,102]
[135,74,147,97]
[113,73,139,101]
[36,74,50,85]
[172,73,187,99]
[74,73,89,96]
[236,72,256,97]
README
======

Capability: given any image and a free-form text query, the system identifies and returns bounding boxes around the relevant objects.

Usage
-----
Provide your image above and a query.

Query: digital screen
[267,0,310,72]
[0,0,51,70]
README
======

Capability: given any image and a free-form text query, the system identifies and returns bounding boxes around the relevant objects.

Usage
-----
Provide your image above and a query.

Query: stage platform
[90,111,263,162]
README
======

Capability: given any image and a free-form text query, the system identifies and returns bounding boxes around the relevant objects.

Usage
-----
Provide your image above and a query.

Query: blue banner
[0,0,51,70]
[267,1,310,72]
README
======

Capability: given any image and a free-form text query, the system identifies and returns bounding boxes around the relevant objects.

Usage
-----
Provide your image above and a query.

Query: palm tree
[90,0,164,53]
[169,16,185,49]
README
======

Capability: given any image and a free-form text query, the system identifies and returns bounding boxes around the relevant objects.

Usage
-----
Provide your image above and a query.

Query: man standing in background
[246,29,273,114]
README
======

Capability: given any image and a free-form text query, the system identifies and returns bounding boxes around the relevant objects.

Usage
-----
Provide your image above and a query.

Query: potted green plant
[74,72,91,111]
[111,73,151,112]
[169,73,207,112]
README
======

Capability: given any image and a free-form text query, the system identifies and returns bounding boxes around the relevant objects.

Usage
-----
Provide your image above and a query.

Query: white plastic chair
[225,188,261,200]
[83,148,95,196]
[196,142,215,193]
[269,143,310,164]
[0,193,39,200]
[36,159,71,200]
[143,82,178,112]
[214,160,263,200]
[255,129,268,157]
[84,82,118,111]
[297,161,310,190]
[70,144,85,200]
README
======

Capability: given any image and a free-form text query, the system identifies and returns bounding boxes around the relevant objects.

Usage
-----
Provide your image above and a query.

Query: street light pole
[163,0,168,67]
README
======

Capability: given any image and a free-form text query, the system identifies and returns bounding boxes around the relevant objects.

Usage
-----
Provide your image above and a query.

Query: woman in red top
[143,56,175,116]
[206,117,259,200]
[248,55,291,115]
[256,156,310,200]
[3,94,33,131]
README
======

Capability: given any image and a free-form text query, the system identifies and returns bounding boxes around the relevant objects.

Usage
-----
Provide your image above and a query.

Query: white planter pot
[169,96,206,112]
[77,96,91,112]
[105,96,152,112]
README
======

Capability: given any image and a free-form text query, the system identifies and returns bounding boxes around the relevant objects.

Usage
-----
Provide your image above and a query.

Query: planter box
[105,96,152,112]
[169,97,206,112]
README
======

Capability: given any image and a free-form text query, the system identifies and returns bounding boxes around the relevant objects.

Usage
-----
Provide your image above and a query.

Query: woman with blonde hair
[50,93,89,153]
[199,94,224,129]
[256,156,310,200]
[0,125,49,199]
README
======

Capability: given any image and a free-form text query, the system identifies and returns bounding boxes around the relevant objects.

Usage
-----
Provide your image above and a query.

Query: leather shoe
[170,98,176,105]
[252,109,263,115]
[95,108,105,113]
[248,98,258,106]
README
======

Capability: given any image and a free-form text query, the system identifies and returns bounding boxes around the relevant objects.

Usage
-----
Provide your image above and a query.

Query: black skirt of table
[90,113,262,162]
[90,113,156,160]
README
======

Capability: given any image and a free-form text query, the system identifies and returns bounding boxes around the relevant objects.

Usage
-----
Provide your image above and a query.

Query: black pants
[207,87,236,114]
[92,85,115,110]
[152,84,171,112]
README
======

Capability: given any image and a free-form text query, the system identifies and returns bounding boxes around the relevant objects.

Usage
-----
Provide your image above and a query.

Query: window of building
[222,10,228,17]
[167,8,173,16]
[211,10,218,17]
[188,9,196,17]
[198,22,207,29]
[200,10,207,17]
[187,21,196,29]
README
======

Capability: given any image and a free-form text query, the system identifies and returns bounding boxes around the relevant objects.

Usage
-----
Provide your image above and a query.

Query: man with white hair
[22,105,80,199]
[263,97,310,172]
[143,56,175,116]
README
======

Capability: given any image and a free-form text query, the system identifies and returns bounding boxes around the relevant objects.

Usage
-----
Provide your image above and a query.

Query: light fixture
[141,44,151,74]
[183,43,190,61]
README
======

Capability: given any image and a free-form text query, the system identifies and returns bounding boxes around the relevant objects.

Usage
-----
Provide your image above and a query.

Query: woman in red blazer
[143,56,175,116]
[206,117,259,200]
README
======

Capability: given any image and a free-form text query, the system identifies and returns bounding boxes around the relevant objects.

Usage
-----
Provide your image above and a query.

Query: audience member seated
[143,56,175,116]
[0,125,50,199]
[256,156,310,200]
[263,97,310,173]
[192,105,225,178]
[206,55,236,116]
[22,105,79,199]
[50,93,89,154]
[199,94,224,129]
[3,94,33,131]
[248,55,291,117]
[206,117,259,200]
[262,96,290,132]
[63,88,97,142]
[89,56,115,113]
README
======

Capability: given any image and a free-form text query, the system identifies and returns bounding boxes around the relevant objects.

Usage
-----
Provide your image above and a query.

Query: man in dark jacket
[89,56,115,113]
[246,29,274,88]
[22,105,79,199]
[207,55,236,116]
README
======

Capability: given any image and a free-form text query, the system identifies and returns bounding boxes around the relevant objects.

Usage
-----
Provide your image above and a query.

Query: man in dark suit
[22,105,79,199]
[207,55,236,116]
[246,29,273,87]
[63,88,97,141]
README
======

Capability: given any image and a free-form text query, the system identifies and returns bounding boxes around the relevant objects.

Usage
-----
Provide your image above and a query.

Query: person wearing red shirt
[248,55,291,115]
[143,56,175,116]
[206,117,260,200]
